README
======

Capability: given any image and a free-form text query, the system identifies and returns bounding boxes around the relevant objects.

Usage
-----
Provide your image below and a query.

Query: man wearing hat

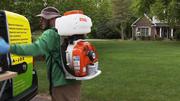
[0,7,81,101]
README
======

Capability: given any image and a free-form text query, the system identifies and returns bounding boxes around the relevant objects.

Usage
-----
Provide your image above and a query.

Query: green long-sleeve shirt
[10,28,78,87]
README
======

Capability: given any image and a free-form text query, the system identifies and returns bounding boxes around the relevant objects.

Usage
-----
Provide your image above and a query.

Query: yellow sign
[5,11,33,65]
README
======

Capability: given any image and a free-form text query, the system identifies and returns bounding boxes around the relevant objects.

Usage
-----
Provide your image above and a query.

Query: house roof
[131,14,180,28]
[154,23,169,27]
[131,14,155,26]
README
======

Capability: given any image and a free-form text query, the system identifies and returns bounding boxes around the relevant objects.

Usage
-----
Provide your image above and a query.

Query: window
[138,28,149,36]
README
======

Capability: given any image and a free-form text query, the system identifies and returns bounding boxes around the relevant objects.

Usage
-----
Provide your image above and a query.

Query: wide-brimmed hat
[36,6,61,20]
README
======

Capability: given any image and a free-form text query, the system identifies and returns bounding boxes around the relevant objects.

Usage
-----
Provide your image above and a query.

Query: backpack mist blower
[55,10,101,80]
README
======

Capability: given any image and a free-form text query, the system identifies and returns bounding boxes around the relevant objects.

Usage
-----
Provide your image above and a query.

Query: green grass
[34,61,49,94]
[35,40,180,101]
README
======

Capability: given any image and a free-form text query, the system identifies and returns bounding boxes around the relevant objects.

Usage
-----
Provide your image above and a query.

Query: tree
[111,0,132,39]
[94,0,119,39]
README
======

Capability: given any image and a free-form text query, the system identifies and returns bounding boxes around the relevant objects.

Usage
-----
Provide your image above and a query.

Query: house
[131,14,174,40]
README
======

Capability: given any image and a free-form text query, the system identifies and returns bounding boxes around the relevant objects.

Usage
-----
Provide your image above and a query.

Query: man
[0,7,81,101]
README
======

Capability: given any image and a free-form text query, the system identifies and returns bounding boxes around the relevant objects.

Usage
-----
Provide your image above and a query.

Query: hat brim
[36,14,61,20]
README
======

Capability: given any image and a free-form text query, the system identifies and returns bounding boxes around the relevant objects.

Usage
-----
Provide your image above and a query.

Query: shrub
[174,29,180,40]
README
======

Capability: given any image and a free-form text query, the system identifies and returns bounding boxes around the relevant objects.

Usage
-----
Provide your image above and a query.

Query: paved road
[30,95,51,101]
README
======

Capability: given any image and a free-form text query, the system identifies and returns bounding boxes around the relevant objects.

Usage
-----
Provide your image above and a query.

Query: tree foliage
[0,0,44,30]
[0,0,179,39]
[131,0,155,16]
[150,0,165,20]
[0,0,117,39]
[154,0,179,27]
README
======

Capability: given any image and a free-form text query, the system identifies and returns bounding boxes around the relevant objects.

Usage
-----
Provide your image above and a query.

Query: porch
[155,27,174,39]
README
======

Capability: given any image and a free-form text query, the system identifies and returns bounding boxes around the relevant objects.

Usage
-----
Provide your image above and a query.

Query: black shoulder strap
[51,27,58,32]
[48,53,53,95]
[50,27,65,74]
[48,56,53,95]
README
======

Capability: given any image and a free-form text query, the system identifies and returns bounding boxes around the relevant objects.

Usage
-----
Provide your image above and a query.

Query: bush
[174,29,180,40]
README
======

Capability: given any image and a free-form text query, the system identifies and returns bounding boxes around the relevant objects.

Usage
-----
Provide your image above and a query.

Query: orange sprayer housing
[64,10,84,16]
[71,41,98,77]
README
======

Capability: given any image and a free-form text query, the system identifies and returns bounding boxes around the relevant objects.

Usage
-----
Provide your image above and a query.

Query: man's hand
[0,37,10,54]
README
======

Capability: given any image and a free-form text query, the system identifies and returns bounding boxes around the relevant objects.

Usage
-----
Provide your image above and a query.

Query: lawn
[34,40,180,101]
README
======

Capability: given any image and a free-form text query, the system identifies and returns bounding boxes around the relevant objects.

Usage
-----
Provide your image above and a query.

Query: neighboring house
[131,14,174,40]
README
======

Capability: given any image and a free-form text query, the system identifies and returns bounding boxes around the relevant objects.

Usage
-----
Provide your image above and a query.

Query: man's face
[40,17,49,30]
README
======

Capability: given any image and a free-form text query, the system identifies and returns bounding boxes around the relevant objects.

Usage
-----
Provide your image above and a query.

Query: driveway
[30,94,51,101]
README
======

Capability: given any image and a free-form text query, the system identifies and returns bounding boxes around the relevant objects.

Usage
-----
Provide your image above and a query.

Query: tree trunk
[120,23,124,40]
